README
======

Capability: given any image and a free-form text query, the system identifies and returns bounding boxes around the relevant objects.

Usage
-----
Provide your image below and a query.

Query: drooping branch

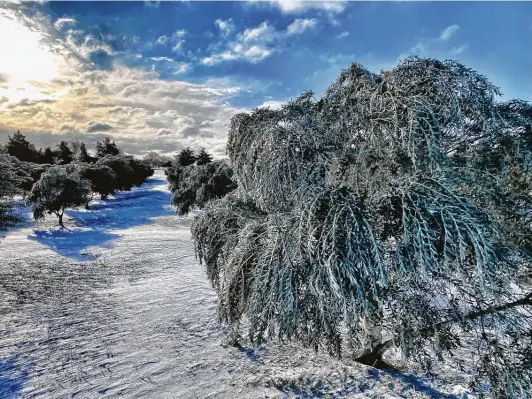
[356,292,532,367]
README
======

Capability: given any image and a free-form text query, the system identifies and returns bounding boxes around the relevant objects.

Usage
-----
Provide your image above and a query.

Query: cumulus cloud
[439,24,460,41]
[255,0,346,14]
[202,19,317,65]
[215,18,235,36]
[0,7,245,157]
[87,121,114,133]
[286,18,318,35]
[336,31,349,39]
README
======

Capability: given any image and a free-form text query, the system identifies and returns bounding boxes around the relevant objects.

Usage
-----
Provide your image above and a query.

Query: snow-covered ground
[0,170,472,399]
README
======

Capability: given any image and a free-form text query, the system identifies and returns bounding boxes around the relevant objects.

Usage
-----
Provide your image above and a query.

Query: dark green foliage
[167,160,236,215]
[176,147,196,167]
[66,163,118,200]
[40,146,58,164]
[96,155,153,191]
[192,57,532,398]
[195,148,213,165]
[5,130,38,162]
[26,166,91,227]
[55,141,74,165]
[96,137,120,158]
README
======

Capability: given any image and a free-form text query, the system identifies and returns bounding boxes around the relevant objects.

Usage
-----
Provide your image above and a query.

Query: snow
[0,170,474,398]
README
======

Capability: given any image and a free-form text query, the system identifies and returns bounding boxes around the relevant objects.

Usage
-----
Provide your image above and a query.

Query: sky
[0,1,531,157]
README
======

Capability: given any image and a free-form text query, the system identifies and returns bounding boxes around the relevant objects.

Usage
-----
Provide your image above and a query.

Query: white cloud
[439,24,460,41]
[54,17,76,30]
[149,56,174,62]
[173,63,190,75]
[174,29,187,38]
[264,0,346,14]
[215,19,235,36]
[336,31,349,39]
[156,35,169,45]
[203,19,316,66]
[0,7,245,157]
[286,18,318,35]
[450,44,468,55]
[172,40,185,53]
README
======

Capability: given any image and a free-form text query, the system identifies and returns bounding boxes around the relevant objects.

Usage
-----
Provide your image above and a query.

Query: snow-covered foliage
[167,160,237,215]
[0,155,23,234]
[143,151,173,167]
[192,57,532,397]
[96,155,154,191]
[26,166,91,227]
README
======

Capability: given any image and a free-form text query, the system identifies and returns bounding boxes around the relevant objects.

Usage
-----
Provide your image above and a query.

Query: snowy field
[0,170,473,399]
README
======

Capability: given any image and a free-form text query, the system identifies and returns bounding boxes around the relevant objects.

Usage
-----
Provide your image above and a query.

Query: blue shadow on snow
[0,357,29,399]
[28,177,174,261]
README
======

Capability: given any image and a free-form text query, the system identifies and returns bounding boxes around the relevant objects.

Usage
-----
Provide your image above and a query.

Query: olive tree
[0,155,23,235]
[167,160,236,215]
[27,166,91,227]
[192,57,532,398]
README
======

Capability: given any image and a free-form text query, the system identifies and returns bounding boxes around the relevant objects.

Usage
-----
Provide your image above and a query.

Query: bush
[27,166,91,227]
[192,57,532,397]
[166,160,236,215]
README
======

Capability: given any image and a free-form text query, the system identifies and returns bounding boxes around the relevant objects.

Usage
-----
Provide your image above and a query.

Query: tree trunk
[58,211,64,228]
[354,292,532,369]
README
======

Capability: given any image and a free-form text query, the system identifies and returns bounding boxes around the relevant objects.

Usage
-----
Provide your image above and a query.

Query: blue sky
[0,1,531,156]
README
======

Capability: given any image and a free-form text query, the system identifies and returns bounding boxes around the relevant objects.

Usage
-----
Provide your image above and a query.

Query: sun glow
[0,13,59,92]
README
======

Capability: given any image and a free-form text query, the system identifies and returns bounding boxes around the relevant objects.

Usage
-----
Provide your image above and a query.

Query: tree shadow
[0,356,29,399]
[379,368,463,399]
[28,177,174,261]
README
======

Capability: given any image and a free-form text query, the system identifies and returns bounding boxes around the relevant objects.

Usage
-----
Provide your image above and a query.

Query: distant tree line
[165,147,237,215]
[0,132,153,229]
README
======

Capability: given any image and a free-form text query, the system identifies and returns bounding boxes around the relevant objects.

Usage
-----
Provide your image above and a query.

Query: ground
[0,170,474,399]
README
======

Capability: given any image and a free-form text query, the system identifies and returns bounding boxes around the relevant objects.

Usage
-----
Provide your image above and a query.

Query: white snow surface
[0,170,473,399]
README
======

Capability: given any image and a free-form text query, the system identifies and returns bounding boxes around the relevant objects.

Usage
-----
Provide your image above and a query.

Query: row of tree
[191,57,531,398]
[0,133,153,229]
[165,147,236,215]
[1,130,120,164]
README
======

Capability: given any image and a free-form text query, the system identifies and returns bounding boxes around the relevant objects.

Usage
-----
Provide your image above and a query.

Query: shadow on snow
[28,177,174,261]
[0,356,29,399]
[274,367,466,399]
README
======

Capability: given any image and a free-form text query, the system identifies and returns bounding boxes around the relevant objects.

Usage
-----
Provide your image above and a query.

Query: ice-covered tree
[27,166,91,227]
[0,156,23,235]
[195,148,213,165]
[168,160,236,215]
[96,137,120,158]
[176,147,196,167]
[192,57,532,398]
[55,141,74,165]
[5,130,38,162]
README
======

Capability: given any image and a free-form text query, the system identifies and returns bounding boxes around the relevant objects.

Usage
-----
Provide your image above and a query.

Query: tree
[196,148,213,165]
[5,130,38,162]
[55,141,74,165]
[96,155,153,191]
[168,160,236,215]
[0,156,23,235]
[70,140,94,163]
[176,147,196,167]
[143,151,173,167]
[27,166,91,227]
[191,57,532,398]
[40,146,57,164]
[96,137,120,158]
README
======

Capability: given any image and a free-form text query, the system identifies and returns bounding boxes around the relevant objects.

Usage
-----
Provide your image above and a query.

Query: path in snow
[0,171,469,399]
